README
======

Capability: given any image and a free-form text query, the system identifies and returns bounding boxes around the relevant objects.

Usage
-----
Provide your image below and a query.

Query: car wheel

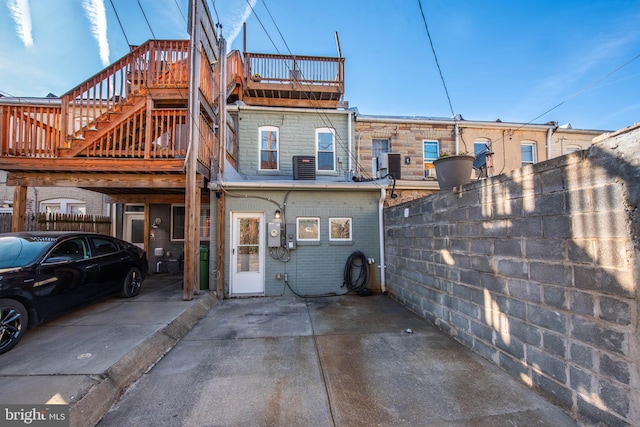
[120,267,143,298]
[0,299,28,355]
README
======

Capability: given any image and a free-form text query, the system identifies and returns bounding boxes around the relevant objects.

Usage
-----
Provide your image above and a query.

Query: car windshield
[0,236,56,269]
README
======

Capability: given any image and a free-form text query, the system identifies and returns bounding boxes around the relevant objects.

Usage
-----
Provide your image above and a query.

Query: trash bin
[199,246,209,290]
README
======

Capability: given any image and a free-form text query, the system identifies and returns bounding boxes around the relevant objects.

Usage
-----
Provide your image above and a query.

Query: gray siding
[236,110,351,177]
[224,190,381,296]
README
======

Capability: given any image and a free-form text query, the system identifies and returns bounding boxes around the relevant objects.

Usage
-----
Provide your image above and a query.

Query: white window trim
[372,139,390,176]
[316,127,336,172]
[296,217,320,241]
[423,140,440,162]
[258,126,280,171]
[40,198,86,214]
[423,140,439,178]
[329,217,352,241]
[521,141,537,166]
[171,204,211,241]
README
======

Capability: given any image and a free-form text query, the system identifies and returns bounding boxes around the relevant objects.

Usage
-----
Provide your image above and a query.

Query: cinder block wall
[384,126,639,426]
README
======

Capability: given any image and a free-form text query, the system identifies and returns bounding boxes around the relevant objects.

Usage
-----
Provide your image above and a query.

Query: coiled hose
[343,250,370,292]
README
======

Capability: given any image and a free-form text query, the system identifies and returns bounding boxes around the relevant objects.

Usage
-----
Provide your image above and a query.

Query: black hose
[343,251,370,292]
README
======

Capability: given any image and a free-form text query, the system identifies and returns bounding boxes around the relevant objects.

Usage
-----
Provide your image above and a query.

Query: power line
[136,0,158,40]
[527,51,640,126]
[108,0,131,46]
[417,0,455,119]
[260,0,291,55]
[174,0,187,25]
[250,0,381,183]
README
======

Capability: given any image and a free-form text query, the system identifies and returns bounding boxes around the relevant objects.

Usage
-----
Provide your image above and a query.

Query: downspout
[546,124,555,160]
[378,187,387,293]
[347,109,353,174]
[455,121,460,154]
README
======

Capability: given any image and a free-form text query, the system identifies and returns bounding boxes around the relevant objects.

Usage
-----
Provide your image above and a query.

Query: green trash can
[199,246,209,290]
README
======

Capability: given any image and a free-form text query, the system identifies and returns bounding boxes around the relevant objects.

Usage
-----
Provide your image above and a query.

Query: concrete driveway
[98,295,577,427]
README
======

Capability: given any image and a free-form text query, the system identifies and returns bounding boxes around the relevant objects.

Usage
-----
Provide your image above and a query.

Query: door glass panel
[131,219,144,244]
[237,218,260,272]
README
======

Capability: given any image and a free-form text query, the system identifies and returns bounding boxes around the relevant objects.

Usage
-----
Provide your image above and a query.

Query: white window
[42,203,61,214]
[171,204,210,241]
[40,198,86,215]
[521,142,536,166]
[297,217,320,241]
[68,204,86,215]
[565,145,582,154]
[329,218,352,241]
[316,128,335,171]
[259,126,279,170]
[372,139,390,175]
[423,140,439,177]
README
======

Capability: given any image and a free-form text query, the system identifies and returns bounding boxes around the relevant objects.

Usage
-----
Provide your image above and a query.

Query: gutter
[348,109,353,173]
[356,114,556,130]
[378,187,387,293]
[212,180,386,191]
[227,104,351,115]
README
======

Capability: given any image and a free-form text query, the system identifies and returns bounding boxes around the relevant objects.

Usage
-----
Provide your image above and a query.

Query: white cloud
[7,0,33,48]
[82,0,110,66]
[221,0,257,52]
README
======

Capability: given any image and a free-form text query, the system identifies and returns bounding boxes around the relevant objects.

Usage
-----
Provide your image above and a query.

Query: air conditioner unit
[293,156,316,180]
[377,153,401,179]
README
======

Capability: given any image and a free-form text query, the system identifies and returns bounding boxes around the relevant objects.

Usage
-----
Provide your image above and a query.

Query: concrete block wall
[384,125,640,426]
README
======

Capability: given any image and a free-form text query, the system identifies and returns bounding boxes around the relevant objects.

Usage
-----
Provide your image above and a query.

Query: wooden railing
[199,47,214,105]
[198,112,216,167]
[244,52,344,87]
[227,50,243,92]
[61,40,190,141]
[75,108,189,159]
[0,104,62,157]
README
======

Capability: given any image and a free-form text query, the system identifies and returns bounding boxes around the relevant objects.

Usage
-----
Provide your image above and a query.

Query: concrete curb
[69,292,218,427]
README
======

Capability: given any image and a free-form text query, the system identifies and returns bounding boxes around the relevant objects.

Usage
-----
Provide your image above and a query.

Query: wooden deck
[243,52,345,108]
[0,40,217,193]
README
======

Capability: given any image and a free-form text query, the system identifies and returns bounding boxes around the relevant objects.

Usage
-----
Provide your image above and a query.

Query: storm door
[230,212,265,295]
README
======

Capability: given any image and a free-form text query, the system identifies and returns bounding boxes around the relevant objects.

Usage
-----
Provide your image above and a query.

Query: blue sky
[1,0,639,131]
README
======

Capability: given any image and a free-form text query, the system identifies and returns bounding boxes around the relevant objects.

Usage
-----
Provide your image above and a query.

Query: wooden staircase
[60,40,190,160]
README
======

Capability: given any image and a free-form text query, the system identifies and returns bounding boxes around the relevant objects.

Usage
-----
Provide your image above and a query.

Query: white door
[230,212,265,295]
[124,213,145,249]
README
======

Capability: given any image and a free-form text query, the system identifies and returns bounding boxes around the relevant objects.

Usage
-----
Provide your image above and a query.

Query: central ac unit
[293,156,316,180]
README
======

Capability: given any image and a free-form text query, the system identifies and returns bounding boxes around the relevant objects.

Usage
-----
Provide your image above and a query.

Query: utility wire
[417,0,455,119]
[524,51,640,127]
[260,0,292,55]
[108,0,131,46]
[251,0,381,184]
[137,0,158,40]
[174,0,188,24]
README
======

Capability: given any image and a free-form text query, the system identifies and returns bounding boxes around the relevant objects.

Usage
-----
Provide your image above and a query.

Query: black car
[0,232,148,354]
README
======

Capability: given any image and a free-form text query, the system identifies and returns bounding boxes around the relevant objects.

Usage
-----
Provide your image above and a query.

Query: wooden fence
[0,213,111,234]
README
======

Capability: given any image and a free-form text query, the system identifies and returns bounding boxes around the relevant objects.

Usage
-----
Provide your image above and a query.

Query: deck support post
[12,185,27,232]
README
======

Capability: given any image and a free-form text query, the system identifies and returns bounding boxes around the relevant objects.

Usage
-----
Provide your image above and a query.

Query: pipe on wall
[378,187,387,293]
